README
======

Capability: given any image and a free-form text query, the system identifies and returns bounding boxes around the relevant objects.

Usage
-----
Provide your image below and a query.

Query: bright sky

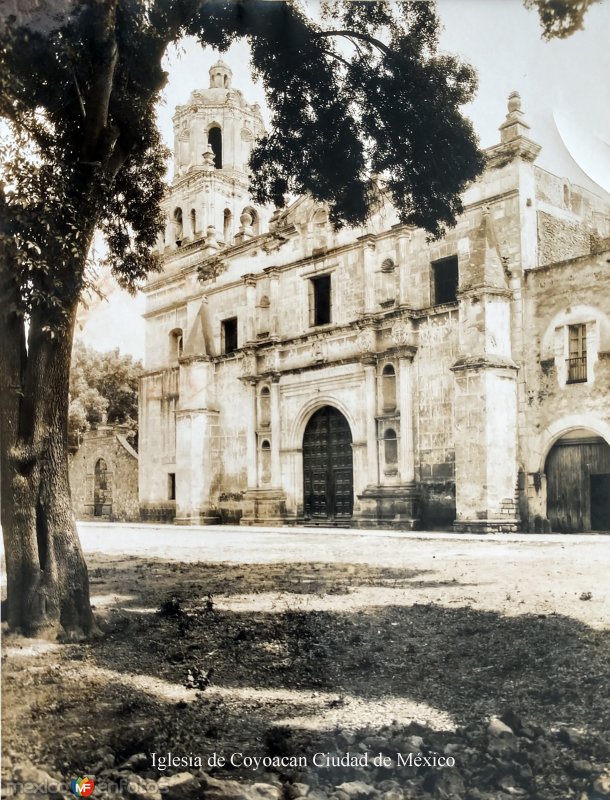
[81,0,610,359]
[158,0,610,195]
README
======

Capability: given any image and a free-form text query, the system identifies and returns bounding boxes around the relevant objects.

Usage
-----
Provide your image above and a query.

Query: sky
[79,0,610,359]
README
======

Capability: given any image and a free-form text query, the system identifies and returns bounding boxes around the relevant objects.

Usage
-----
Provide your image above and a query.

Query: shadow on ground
[3,557,609,800]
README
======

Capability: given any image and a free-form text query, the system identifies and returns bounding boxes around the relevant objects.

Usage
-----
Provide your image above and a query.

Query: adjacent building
[70,425,140,522]
[138,61,610,532]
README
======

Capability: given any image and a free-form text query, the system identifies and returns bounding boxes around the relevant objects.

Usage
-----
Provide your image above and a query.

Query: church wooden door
[303,407,353,522]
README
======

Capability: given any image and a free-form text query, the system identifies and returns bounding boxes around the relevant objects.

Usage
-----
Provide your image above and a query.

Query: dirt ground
[2,525,610,799]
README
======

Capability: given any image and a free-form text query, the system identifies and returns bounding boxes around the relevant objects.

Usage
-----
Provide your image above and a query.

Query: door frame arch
[301,404,354,521]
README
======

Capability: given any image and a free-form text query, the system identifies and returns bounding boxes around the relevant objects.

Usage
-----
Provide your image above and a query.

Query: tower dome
[209,60,232,90]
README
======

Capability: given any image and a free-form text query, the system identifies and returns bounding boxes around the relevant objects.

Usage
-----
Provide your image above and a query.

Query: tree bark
[0,300,96,639]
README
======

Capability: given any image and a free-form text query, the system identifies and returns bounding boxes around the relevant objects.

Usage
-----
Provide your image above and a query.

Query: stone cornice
[451,355,518,373]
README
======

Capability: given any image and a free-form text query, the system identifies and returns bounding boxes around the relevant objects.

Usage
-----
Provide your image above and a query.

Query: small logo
[71,776,95,797]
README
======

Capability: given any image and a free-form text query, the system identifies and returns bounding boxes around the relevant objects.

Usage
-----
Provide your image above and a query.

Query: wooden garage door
[303,406,353,521]
[545,437,610,532]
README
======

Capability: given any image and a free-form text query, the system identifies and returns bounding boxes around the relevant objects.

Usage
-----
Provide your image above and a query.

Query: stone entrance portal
[303,406,353,522]
[93,457,112,517]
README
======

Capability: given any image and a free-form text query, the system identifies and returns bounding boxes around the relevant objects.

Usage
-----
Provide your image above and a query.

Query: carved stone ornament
[241,352,257,377]
[262,348,280,372]
[312,340,327,363]
[356,328,376,354]
[391,321,412,346]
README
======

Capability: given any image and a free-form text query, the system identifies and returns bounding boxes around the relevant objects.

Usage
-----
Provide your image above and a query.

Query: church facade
[138,61,610,533]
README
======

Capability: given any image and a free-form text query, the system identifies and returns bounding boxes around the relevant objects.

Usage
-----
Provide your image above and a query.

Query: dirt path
[2,526,609,800]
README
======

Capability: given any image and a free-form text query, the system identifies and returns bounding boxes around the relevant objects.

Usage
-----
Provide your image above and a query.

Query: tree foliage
[524,0,601,39]
[69,341,141,446]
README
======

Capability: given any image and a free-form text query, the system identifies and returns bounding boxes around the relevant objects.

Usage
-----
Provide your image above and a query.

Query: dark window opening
[310,274,331,326]
[222,317,238,354]
[208,126,222,169]
[168,473,176,501]
[432,255,459,305]
[567,323,587,383]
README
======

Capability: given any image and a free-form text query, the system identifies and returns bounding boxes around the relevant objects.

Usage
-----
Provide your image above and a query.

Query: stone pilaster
[243,274,257,344]
[363,359,379,486]
[395,230,411,307]
[270,377,281,483]
[452,211,520,533]
[245,379,258,489]
[398,355,415,484]
[267,267,280,340]
[360,236,377,315]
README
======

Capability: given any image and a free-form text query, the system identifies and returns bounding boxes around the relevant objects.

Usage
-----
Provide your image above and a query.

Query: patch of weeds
[158,595,183,617]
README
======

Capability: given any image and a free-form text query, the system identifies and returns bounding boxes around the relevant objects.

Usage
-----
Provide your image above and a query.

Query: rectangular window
[567,324,587,383]
[221,317,238,354]
[310,274,332,326]
[432,255,459,305]
[168,473,176,501]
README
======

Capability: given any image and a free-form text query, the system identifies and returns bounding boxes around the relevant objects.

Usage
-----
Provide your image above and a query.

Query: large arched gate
[302,406,353,522]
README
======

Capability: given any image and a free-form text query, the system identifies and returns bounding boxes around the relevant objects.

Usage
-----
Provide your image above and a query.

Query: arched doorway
[303,406,353,522]
[94,458,112,517]
[545,430,610,532]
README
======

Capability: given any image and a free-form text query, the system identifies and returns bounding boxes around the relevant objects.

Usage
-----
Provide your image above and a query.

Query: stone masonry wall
[520,249,610,527]
[70,427,139,521]
[414,309,459,527]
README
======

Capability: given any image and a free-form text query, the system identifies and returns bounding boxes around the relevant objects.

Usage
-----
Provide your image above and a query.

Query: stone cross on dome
[209,60,233,89]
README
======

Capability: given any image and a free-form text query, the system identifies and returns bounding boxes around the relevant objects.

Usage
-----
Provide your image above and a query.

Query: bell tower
[162,60,267,249]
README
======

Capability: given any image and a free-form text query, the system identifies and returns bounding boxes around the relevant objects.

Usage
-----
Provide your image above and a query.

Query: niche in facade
[260,439,271,484]
[381,364,397,412]
[208,125,222,169]
[384,429,398,471]
[259,386,271,428]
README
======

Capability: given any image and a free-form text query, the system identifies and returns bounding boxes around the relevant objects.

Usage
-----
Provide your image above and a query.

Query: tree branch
[313,29,394,59]
[82,1,119,161]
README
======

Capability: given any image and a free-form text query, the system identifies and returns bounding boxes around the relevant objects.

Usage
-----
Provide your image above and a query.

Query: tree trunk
[0,301,96,639]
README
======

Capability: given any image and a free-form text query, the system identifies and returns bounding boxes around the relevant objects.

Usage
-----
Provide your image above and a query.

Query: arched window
[173,207,183,245]
[381,364,397,412]
[384,429,398,466]
[260,439,271,484]
[223,208,233,244]
[170,328,183,361]
[208,125,222,169]
[243,206,260,236]
[259,386,271,428]
[190,209,197,237]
